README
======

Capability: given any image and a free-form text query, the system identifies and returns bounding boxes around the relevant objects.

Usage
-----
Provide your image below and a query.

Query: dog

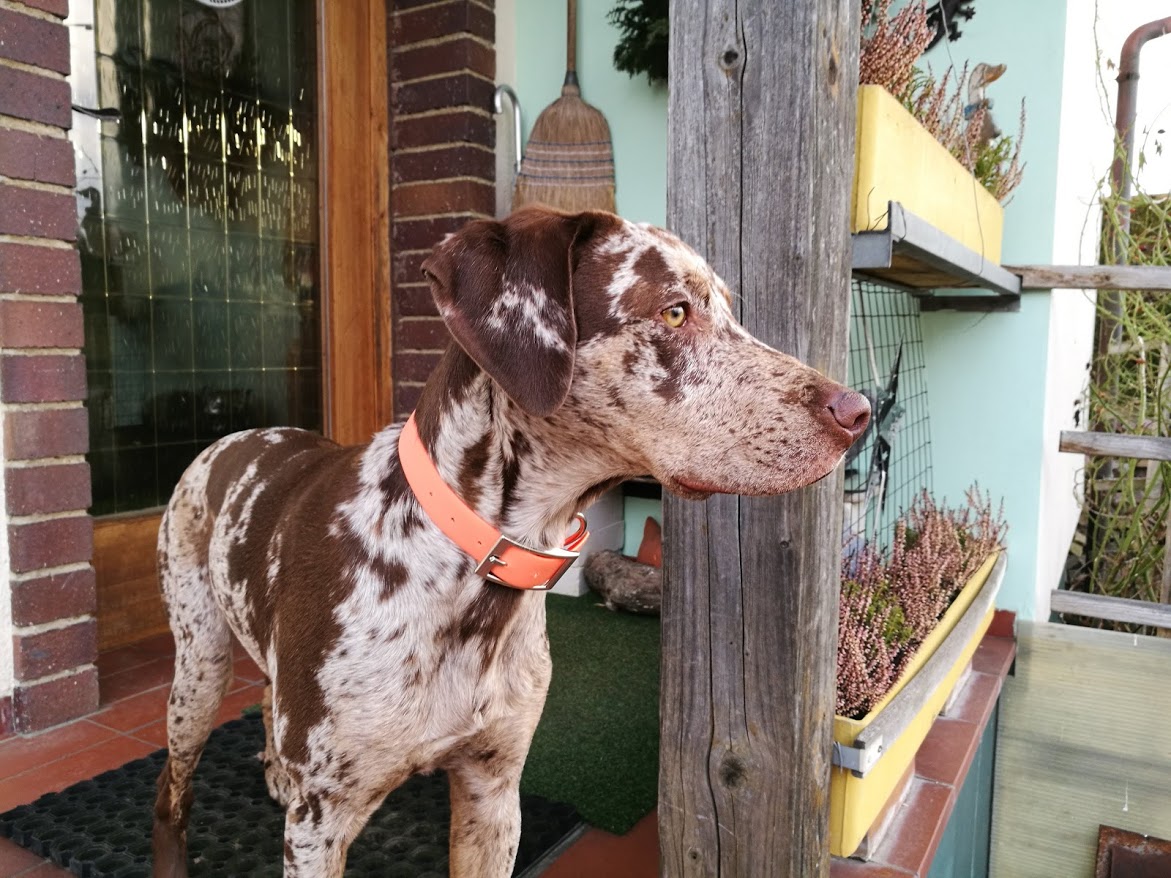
[151,205,870,877]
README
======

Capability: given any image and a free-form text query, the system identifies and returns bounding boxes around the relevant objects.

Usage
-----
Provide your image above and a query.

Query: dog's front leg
[447,752,527,878]
[282,790,368,878]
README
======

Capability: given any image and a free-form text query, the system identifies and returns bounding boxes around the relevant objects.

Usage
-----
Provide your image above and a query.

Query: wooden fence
[1056,430,1171,630]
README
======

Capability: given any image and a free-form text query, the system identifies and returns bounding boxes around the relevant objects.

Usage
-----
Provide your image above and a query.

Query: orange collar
[397,414,589,590]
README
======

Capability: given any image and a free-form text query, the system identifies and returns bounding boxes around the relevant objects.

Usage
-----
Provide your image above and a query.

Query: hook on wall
[492,84,523,178]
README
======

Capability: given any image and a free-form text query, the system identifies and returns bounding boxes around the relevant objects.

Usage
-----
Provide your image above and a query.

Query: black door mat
[0,715,582,877]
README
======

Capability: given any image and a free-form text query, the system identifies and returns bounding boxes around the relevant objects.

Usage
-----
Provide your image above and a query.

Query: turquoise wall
[512,0,667,225]
[511,2,1075,612]
[917,0,1069,618]
[927,706,999,878]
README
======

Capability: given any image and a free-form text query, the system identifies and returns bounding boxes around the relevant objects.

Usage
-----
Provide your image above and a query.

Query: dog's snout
[827,390,871,441]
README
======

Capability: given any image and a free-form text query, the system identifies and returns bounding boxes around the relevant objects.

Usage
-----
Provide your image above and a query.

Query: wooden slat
[660,1,859,874]
[1010,264,1171,291]
[320,0,392,445]
[1049,589,1171,628]
[94,512,168,652]
[1059,430,1171,461]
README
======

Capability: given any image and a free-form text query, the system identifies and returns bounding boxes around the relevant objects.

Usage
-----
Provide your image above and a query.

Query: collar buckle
[474,514,590,591]
[475,536,581,591]
[399,414,591,591]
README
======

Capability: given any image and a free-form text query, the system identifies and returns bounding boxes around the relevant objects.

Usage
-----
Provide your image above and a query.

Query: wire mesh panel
[843,279,933,553]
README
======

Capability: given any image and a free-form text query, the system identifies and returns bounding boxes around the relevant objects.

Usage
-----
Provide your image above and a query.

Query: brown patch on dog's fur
[440,588,524,674]
[622,247,678,317]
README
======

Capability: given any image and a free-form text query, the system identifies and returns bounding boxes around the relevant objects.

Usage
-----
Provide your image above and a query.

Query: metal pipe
[492,84,523,177]
[1110,16,1171,203]
[1095,17,1171,439]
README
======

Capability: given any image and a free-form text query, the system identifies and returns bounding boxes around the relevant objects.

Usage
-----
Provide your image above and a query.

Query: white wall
[1033,1,1171,616]
[1115,2,1171,194]
[1032,0,1107,616]
[494,0,518,217]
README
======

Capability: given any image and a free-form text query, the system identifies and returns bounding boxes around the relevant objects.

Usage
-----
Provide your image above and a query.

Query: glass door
[68,0,390,649]
[73,0,322,515]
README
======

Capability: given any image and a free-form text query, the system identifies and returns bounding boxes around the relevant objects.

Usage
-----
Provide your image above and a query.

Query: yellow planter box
[852,84,1004,263]
[830,552,1002,858]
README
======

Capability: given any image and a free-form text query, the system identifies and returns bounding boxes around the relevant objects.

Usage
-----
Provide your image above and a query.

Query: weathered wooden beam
[1009,264,1171,291]
[1059,430,1171,462]
[661,1,859,875]
[1050,589,1171,628]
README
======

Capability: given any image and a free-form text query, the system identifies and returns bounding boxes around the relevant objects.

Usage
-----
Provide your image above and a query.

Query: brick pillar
[0,0,99,733]
[389,0,497,419]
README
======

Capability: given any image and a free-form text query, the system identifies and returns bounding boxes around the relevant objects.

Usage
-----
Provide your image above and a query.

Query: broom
[512,0,617,213]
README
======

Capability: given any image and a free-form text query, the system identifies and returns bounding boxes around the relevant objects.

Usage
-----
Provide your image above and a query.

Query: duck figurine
[964,62,1007,147]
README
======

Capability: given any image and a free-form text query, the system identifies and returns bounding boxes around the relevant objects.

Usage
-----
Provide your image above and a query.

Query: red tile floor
[0,633,656,878]
[0,633,265,877]
[0,627,1013,877]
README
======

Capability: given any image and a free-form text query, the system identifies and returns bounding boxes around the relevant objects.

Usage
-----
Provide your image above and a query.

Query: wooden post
[659,2,859,876]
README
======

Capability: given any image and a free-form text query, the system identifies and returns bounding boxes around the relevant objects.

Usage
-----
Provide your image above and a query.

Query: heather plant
[859,0,1026,204]
[974,106,1027,202]
[859,0,932,97]
[837,487,1007,719]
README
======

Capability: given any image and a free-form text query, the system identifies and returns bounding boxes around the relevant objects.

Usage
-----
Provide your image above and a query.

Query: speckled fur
[151,206,868,877]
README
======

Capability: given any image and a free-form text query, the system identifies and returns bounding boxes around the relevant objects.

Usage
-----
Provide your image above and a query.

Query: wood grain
[1058,430,1171,462]
[1049,589,1171,629]
[320,0,392,445]
[1010,264,1171,291]
[94,512,167,651]
[660,1,860,875]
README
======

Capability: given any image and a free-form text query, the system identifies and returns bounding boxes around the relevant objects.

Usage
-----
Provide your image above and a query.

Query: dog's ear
[422,207,613,417]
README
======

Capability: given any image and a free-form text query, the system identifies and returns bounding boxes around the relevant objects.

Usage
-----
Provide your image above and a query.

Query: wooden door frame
[320,0,393,444]
[94,0,392,651]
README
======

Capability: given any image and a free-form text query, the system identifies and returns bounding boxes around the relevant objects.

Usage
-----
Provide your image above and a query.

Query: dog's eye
[661,304,688,328]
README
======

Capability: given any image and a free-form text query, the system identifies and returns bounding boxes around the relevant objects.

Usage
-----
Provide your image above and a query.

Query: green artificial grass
[519,592,661,836]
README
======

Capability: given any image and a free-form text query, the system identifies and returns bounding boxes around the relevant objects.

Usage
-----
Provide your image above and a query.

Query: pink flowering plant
[837,487,1007,719]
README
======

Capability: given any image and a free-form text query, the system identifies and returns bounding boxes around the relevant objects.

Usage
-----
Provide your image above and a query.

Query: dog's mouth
[664,452,847,500]
[663,475,724,500]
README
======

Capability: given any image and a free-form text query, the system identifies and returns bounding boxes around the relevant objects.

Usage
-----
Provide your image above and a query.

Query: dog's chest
[196,426,554,772]
[308,584,552,766]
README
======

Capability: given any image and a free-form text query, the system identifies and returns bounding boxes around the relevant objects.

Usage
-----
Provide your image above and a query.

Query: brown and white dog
[151,206,869,877]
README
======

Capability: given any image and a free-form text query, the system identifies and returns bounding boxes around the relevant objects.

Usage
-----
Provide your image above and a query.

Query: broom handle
[565,0,578,88]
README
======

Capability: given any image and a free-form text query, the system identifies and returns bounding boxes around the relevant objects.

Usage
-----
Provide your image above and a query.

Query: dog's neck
[410,346,630,550]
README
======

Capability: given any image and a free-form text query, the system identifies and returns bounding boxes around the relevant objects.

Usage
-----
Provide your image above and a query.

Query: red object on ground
[635,517,662,568]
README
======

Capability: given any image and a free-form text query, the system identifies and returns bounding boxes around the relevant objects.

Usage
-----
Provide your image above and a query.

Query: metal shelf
[852,202,1022,311]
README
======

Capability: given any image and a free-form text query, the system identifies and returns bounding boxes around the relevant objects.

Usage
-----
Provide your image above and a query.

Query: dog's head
[421,205,869,498]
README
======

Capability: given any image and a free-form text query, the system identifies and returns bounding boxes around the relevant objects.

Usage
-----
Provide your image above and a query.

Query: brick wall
[389,0,497,419]
[0,0,98,733]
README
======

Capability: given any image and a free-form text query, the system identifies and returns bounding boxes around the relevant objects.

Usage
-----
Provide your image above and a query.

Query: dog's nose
[827,390,871,441]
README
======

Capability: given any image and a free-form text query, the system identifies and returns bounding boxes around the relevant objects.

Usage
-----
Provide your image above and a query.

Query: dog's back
[161,427,360,656]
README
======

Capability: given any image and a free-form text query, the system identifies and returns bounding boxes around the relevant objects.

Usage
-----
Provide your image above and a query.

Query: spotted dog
[151,205,870,877]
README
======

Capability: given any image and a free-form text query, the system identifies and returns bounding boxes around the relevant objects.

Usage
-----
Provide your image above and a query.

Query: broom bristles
[513,90,616,214]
